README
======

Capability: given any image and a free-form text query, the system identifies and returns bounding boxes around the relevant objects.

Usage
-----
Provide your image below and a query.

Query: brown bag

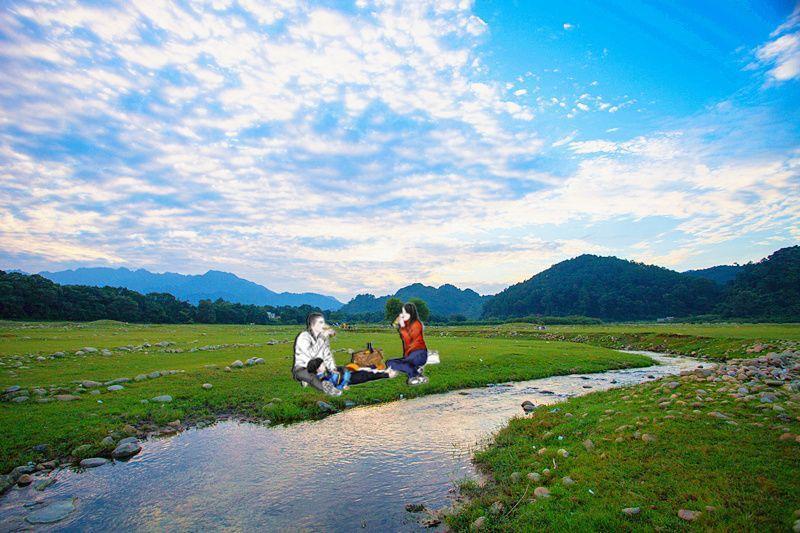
[351,346,386,370]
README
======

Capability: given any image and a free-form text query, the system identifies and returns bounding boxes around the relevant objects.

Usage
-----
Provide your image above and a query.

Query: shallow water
[0,352,707,532]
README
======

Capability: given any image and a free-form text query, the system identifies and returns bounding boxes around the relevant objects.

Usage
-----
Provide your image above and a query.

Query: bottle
[367,342,373,353]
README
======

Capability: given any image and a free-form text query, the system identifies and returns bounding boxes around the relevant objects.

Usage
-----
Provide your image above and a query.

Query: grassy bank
[445,355,800,531]
[435,322,800,360]
[0,320,652,474]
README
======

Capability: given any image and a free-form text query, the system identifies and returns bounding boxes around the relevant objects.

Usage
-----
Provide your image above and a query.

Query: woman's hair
[402,302,420,324]
[305,312,324,331]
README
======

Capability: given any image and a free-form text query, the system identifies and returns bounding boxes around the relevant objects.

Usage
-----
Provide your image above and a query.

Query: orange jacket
[398,320,427,356]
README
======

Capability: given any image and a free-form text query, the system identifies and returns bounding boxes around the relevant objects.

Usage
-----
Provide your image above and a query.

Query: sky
[0,0,798,300]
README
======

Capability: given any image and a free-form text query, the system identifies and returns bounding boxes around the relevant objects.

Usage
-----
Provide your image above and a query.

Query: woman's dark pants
[386,349,428,378]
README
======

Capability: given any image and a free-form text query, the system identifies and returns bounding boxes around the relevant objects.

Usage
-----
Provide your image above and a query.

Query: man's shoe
[408,376,422,386]
[322,381,342,396]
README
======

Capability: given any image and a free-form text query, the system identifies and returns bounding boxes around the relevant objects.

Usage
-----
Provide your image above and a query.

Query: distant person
[293,312,341,396]
[387,302,429,385]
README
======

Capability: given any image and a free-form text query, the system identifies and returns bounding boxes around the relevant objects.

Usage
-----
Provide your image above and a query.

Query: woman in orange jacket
[387,302,429,385]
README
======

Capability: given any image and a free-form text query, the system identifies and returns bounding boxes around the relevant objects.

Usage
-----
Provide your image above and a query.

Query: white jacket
[293,330,337,372]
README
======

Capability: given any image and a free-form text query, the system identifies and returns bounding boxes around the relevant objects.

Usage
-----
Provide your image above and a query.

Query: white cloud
[752,6,800,83]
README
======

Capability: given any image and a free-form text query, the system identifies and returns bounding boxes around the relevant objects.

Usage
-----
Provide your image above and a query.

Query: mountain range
[38,267,344,311]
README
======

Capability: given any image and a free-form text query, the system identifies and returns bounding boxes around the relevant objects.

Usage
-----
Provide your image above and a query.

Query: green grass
[445,371,800,531]
[0,320,653,473]
[436,322,800,360]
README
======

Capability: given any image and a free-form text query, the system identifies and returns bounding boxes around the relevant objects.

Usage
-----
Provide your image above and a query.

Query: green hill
[337,283,488,320]
[482,254,723,321]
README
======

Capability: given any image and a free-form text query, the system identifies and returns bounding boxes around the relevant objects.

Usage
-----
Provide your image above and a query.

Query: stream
[0,352,707,532]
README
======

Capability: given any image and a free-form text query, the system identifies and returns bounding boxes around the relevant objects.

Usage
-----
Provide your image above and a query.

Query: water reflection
[0,352,705,532]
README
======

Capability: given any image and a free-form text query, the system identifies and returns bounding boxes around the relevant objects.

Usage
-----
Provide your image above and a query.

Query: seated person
[293,312,341,396]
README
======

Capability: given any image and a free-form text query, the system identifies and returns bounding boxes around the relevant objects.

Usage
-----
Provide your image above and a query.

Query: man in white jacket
[292,312,341,396]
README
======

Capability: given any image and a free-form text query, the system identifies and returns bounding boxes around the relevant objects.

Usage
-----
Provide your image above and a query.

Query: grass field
[0,320,652,474]
[445,363,800,531]
[436,322,800,360]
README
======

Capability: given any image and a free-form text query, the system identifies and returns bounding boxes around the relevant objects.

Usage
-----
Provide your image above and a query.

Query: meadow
[0,320,651,474]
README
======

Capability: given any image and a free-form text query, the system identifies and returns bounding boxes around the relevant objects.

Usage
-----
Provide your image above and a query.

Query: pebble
[622,507,640,516]
[562,476,575,485]
[678,509,700,521]
[527,472,541,482]
[101,436,115,447]
[231,360,244,368]
[107,385,124,391]
[11,396,29,403]
[557,448,569,457]
[317,401,336,412]
[80,457,109,468]
[642,434,657,443]
[582,439,594,451]
[472,516,486,530]
[81,380,102,388]
[134,374,148,382]
[489,501,504,514]
[202,383,213,389]
[521,400,536,413]
[151,395,173,403]
[533,486,550,499]
[17,473,33,486]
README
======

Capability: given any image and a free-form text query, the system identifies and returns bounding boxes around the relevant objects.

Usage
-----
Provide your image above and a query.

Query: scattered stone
[71,444,91,457]
[25,498,76,524]
[34,477,55,491]
[224,366,232,372]
[562,476,575,485]
[642,434,657,443]
[112,440,142,459]
[17,473,33,486]
[11,464,35,479]
[147,371,161,379]
[231,360,244,368]
[82,347,98,353]
[134,374,148,382]
[527,472,541,482]
[405,503,426,513]
[622,507,641,516]
[583,439,594,451]
[533,486,550,499]
[151,395,173,403]
[202,383,213,389]
[12,395,29,403]
[489,501,505,515]
[107,385,124,391]
[521,400,536,413]
[557,448,569,457]
[80,457,109,468]
[472,516,486,530]
[779,433,796,442]
[55,394,80,401]
[317,401,336,412]
[5,385,21,393]
[678,509,700,522]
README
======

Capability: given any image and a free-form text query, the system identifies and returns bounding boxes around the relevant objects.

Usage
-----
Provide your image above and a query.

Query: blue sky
[0,0,798,299]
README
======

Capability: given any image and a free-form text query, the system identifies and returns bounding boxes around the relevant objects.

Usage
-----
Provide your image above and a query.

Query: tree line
[0,271,321,325]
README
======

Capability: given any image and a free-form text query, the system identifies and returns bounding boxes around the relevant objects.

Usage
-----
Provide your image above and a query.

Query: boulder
[80,457,109,468]
[112,440,142,459]
[521,400,536,413]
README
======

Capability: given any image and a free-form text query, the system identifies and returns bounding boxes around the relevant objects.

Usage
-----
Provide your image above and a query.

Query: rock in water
[80,458,108,468]
[112,441,142,459]
[25,499,76,524]
[521,400,536,413]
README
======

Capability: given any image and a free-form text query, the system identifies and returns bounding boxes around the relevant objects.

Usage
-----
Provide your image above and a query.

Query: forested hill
[0,271,320,324]
[338,283,488,320]
[482,254,724,321]
[717,246,800,321]
[683,265,744,285]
